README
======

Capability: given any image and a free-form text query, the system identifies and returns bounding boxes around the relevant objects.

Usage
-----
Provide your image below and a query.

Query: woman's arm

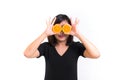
[75,32,100,58]
[24,32,47,58]
[70,18,100,58]
[24,18,56,58]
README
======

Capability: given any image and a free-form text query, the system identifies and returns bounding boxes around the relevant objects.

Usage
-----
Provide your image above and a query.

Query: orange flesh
[52,24,62,33]
[62,24,71,34]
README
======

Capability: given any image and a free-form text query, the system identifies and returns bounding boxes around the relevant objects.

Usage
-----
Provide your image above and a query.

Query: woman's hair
[48,14,73,46]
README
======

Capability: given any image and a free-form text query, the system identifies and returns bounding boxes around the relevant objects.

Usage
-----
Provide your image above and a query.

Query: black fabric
[37,42,85,80]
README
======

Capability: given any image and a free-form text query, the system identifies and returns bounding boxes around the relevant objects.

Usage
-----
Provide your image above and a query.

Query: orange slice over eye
[62,24,71,34]
[52,24,62,33]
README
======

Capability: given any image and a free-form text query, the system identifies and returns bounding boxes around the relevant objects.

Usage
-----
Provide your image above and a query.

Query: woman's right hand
[44,17,56,36]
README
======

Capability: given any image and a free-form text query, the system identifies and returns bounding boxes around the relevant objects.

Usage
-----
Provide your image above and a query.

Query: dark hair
[48,14,73,46]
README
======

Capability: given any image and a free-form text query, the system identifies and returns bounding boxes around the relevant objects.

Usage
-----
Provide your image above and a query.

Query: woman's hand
[70,18,80,36]
[45,17,56,36]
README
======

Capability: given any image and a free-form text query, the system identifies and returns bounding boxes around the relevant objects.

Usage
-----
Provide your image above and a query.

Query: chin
[57,38,67,42]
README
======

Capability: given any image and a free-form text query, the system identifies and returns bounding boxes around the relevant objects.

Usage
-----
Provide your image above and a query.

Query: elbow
[24,50,31,58]
[84,50,100,59]
[94,53,100,59]
[93,51,100,59]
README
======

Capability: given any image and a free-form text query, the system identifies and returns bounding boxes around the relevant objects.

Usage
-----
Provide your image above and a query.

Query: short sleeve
[37,42,48,58]
[75,42,86,57]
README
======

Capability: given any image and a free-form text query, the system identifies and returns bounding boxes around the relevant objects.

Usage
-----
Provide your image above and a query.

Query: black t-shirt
[37,42,85,80]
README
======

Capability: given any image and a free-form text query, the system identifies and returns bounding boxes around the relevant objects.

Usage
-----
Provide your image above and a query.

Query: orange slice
[52,24,62,33]
[62,24,71,34]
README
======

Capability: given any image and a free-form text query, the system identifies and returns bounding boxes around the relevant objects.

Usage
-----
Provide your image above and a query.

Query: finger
[46,19,49,27]
[75,18,79,25]
[46,17,51,27]
[51,17,56,25]
[70,17,73,25]
[48,17,51,25]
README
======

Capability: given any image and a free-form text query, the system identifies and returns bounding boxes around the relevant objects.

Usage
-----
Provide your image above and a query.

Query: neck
[57,41,67,46]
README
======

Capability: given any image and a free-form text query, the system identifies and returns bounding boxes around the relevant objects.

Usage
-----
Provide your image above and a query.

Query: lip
[58,34,66,38]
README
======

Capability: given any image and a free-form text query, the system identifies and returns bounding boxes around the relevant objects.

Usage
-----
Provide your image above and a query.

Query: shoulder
[38,42,51,50]
[70,41,85,50]
[41,42,49,45]
[40,42,50,46]
[70,41,83,46]
[37,42,51,57]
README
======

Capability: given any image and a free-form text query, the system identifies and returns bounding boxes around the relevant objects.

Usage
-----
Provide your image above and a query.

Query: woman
[24,14,100,80]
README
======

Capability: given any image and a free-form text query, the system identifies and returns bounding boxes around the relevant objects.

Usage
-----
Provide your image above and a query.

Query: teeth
[58,35,65,37]
[60,34,64,36]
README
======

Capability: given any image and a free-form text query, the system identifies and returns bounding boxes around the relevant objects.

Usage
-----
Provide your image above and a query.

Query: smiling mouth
[58,34,67,38]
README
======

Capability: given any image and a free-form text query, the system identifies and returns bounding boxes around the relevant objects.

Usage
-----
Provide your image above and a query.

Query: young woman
[24,14,100,80]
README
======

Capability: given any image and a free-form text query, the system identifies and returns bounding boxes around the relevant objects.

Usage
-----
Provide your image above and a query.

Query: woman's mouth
[58,34,66,38]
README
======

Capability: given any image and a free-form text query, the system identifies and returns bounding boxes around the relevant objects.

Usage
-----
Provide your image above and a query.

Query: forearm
[24,32,47,56]
[75,32,100,58]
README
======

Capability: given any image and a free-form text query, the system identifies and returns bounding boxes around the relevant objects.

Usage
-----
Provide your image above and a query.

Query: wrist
[74,31,81,37]
[43,31,48,37]
[75,32,86,43]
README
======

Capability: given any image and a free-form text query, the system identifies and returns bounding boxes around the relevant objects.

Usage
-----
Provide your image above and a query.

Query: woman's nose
[60,31,64,34]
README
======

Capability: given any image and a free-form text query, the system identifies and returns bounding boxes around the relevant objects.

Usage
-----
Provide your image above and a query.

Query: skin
[54,21,70,56]
[24,17,100,58]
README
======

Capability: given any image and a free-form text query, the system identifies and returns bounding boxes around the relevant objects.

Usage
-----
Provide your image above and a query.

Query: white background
[0,0,120,80]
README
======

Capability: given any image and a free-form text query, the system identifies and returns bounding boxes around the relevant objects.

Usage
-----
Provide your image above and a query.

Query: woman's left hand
[70,18,80,36]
